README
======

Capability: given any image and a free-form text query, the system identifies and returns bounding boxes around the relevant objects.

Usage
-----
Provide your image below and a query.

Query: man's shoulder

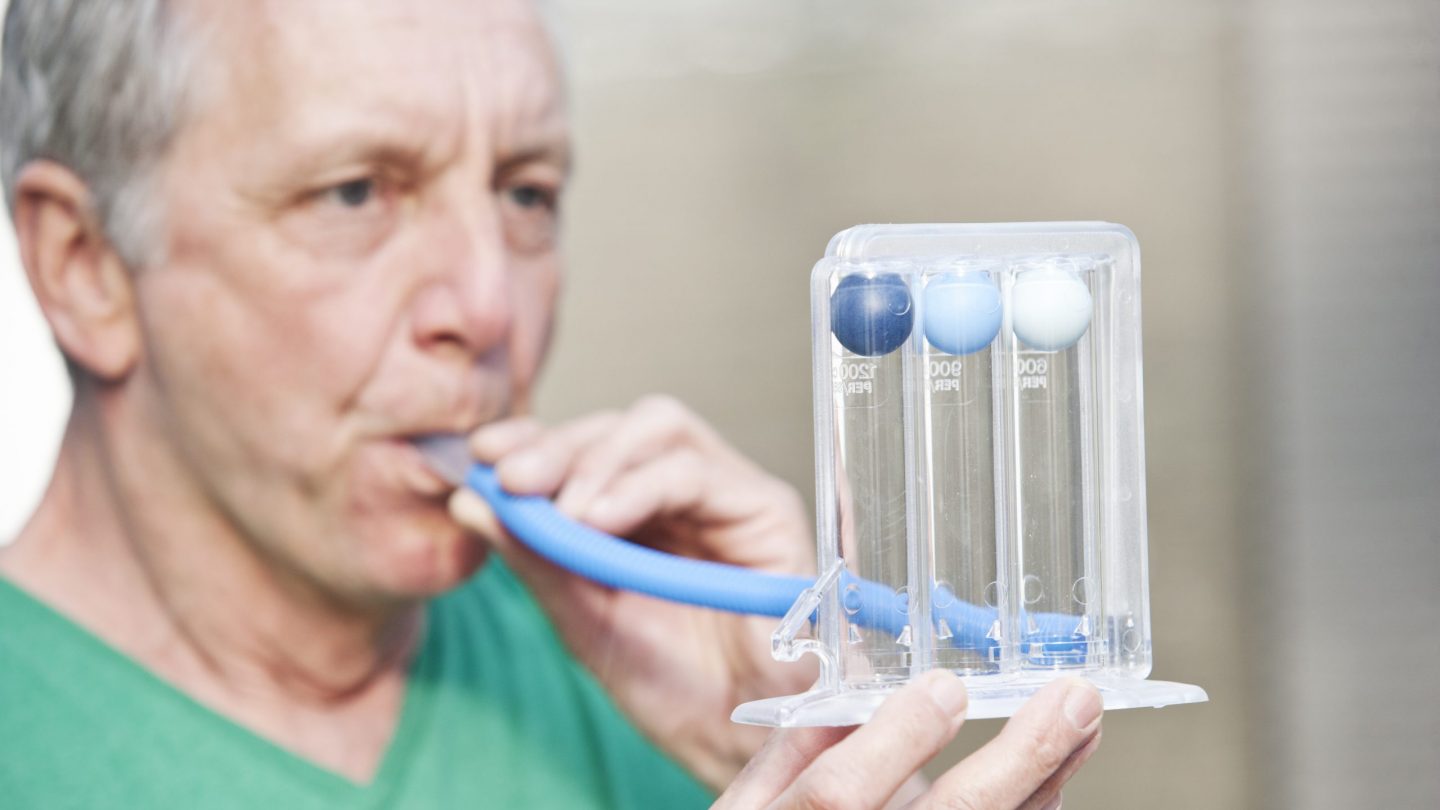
[0,576,104,700]
[418,560,714,807]
[0,578,291,808]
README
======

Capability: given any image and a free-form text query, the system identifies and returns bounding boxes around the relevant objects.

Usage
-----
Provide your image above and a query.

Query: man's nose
[410,209,513,359]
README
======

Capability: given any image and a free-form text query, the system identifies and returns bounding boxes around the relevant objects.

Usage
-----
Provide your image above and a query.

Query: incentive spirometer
[419,222,1208,726]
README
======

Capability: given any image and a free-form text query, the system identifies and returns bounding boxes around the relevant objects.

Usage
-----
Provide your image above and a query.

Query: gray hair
[0,0,198,269]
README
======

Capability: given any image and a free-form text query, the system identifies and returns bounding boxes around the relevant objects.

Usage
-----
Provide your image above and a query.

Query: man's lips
[385,438,461,499]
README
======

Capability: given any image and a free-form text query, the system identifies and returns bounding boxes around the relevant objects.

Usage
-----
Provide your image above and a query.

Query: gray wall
[1242,1,1440,807]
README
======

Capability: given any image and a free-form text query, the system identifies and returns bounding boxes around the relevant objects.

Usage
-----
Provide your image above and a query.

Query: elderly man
[0,0,1104,807]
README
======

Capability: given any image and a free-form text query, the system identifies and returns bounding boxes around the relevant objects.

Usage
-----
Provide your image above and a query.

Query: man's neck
[0,400,420,782]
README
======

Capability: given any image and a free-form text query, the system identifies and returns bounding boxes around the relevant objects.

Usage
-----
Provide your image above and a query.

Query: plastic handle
[461,463,1083,652]
[464,464,813,616]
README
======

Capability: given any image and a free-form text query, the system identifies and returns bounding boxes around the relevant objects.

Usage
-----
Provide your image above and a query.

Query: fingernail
[926,671,969,718]
[469,425,506,457]
[586,496,618,524]
[556,476,601,515]
[1063,681,1102,732]
[498,451,545,486]
[448,489,499,535]
[1040,793,1063,810]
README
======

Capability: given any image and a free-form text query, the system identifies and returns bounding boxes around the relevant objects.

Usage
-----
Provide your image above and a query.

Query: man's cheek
[508,264,561,396]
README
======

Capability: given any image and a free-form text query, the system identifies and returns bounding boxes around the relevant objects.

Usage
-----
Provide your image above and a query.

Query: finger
[1015,728,1101,810]
[890,773,930,808]
[447,487,609,618]
[554,395,734,517]
[713,726,856,810]
[577,448,708,537]
[449,487,505,540]
[1021,793,1063,810]
[582,448,802,571]
[764,671,970,810]
[494,411,621,495]
[468,417,545,463]
[920,678,1102,810]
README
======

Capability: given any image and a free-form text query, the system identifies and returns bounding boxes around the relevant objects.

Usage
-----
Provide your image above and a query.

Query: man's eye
[329,178,375,208]
[508,184,555,211]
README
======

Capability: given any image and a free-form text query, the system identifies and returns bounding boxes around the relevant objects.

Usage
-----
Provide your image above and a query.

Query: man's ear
[12,160,144,383]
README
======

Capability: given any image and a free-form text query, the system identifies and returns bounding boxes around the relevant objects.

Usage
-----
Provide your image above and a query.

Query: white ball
[1011,267,1093,351]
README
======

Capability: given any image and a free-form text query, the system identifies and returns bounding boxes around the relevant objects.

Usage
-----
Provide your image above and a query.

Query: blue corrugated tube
[418,436,1082,654]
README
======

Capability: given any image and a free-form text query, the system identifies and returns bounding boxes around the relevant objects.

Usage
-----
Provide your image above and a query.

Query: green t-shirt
[0,561,713,809]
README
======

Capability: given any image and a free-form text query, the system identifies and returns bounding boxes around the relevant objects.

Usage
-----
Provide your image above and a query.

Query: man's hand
[449,396,818,789]
[717,673,1103,810]
[447,397,1106,803]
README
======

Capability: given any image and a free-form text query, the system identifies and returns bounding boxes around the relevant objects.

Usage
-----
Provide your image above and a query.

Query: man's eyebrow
[265,108,452,179]
[238,132,433,208]
[496,140,573,176]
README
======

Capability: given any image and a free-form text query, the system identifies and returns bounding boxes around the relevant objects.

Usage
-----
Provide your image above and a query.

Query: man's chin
[361,520,491,599]
[344,441,490,598]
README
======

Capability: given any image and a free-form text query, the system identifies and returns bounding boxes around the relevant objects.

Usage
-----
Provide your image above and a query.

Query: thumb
[448,487,506,545]
[447,487,610,617]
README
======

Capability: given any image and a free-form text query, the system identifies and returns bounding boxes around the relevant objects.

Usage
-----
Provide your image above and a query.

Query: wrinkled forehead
[177,0,567,165]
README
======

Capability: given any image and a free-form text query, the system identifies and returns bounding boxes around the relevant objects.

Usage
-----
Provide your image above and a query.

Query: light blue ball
[922,273,1002,355]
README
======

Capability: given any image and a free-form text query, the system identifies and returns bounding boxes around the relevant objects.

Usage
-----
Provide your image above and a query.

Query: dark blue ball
[830,273,914,356]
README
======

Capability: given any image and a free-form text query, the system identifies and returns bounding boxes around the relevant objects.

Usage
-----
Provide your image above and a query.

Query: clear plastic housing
[922,260,1004,676]
[733,222,1207,726]
[831,260,913,685]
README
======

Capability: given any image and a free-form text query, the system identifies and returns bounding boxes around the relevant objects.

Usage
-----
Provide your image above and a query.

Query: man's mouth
[386,437,462,499]
[409,434,473,486]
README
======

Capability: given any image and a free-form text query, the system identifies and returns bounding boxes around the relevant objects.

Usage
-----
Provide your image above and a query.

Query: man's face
[130,0,568,603]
